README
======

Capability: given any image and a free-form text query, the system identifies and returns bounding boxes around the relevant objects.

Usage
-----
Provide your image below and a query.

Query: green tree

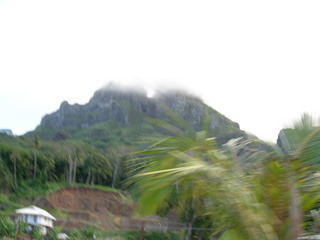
[131,132,277,240]
[132,114,320,240]
[82,146,111,185]
[10,150,22,186]
[108,145,134,188]
[33,135,40,179]
[0,216,15,237]
[0,156,13,191]
[40,141,67,182]
[274,114,320,239]
[61,141,84,185]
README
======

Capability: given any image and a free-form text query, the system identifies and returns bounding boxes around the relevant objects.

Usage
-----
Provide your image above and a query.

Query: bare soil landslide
[35,187,182,231]
[35,187,138,230]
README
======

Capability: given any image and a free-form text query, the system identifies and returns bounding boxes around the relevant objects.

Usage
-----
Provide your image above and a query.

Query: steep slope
[35,187,181,231]
[33,83,247,148]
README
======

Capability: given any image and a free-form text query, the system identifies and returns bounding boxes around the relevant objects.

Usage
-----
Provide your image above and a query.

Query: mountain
[0,83,273,232]
[32,83,248,149]
[0,129,14,136]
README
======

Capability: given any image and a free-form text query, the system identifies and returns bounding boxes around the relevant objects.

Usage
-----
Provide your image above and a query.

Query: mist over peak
[37,83,251,147]
[99,82,147,95]
[94,81,202,102]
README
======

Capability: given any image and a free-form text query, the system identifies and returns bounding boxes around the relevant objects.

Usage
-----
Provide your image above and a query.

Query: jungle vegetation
[1,114,320,240]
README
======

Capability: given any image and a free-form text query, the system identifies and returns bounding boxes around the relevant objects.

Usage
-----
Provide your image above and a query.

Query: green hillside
[31,83,247,148]
[0,84,277,239]
[0,84,274,197]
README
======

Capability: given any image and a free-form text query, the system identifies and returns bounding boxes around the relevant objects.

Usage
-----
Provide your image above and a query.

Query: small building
[15,205,56,235]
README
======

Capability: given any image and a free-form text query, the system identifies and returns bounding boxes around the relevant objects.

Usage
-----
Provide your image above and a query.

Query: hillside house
[15,205,56,235]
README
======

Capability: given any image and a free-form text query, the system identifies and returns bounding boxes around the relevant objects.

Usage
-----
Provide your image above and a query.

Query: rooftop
[15,205,56,220]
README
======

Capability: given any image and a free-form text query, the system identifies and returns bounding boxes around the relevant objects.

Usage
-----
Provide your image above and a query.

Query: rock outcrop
[0,129,14,136]
[36,83,247,147]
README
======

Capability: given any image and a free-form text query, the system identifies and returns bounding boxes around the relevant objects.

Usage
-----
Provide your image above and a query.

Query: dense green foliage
[131,114,320,240]
[102,229,181,240]
[3,86,319,240]
[0,133,128,194]
[0,216,15,237]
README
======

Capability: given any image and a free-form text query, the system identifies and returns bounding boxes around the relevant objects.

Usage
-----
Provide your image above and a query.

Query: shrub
[0,216,15,237]
[68,229,81,239]
[46,226,60,240]
[81,227,96,239]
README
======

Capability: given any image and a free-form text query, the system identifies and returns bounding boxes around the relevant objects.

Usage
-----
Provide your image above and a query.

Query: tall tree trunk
[285,157,302,240]
[91,174,95,185]
[288,176,302,240]
[33,136,40,179]
[185,199,196,240]
[73,160,77,184]
[33,149,37,179]
[184,211,196,240]
[13,157,17,186]
[14,215,21,240]
[68,156,73,185]
[112,162,118,188]
[140,220,145,240]
[86,171,91,184]
[198,230,203,240]
[185,223,192,240]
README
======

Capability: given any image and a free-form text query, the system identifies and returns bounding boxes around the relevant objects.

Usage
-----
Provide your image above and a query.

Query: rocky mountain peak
[91,82,147,101]
[37,84,247,147]
[0,129,14,136]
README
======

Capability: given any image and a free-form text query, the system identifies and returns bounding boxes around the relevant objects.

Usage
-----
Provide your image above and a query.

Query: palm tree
[33,135,40,179]
[131,114,320,240]
[107,145,135,188]
[61,141,83,185]
[131,132,277,240]
[82,146,111,185]
[10,150,21,186]
[275,114,320,239]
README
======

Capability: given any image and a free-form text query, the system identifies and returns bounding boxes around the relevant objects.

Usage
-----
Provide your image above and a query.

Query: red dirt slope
[35,187,137,229]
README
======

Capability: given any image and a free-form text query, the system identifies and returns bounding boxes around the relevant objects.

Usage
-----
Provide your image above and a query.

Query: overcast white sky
[1,0,320,143]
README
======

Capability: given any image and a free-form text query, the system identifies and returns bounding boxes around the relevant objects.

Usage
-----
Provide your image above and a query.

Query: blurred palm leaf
[131,132,277,240]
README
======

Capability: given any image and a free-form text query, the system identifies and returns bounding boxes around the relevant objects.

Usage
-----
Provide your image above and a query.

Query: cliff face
[0,129,14,136]
[41,84,157,129]
[37,83,247,147]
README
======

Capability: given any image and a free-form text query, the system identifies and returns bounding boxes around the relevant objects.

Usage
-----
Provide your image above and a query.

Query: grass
[7,180,131,204]
[0,194,23,216]
[73,183,133,203]
[9,180,69,202]
[74,183,120,193]
[45,208,70,219]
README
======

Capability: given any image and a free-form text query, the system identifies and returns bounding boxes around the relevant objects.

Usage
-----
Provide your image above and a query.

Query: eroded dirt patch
[35,187,136,229]
[35,187,182,231]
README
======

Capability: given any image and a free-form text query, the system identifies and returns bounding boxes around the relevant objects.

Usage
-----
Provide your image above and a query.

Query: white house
[15,205,56,235]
